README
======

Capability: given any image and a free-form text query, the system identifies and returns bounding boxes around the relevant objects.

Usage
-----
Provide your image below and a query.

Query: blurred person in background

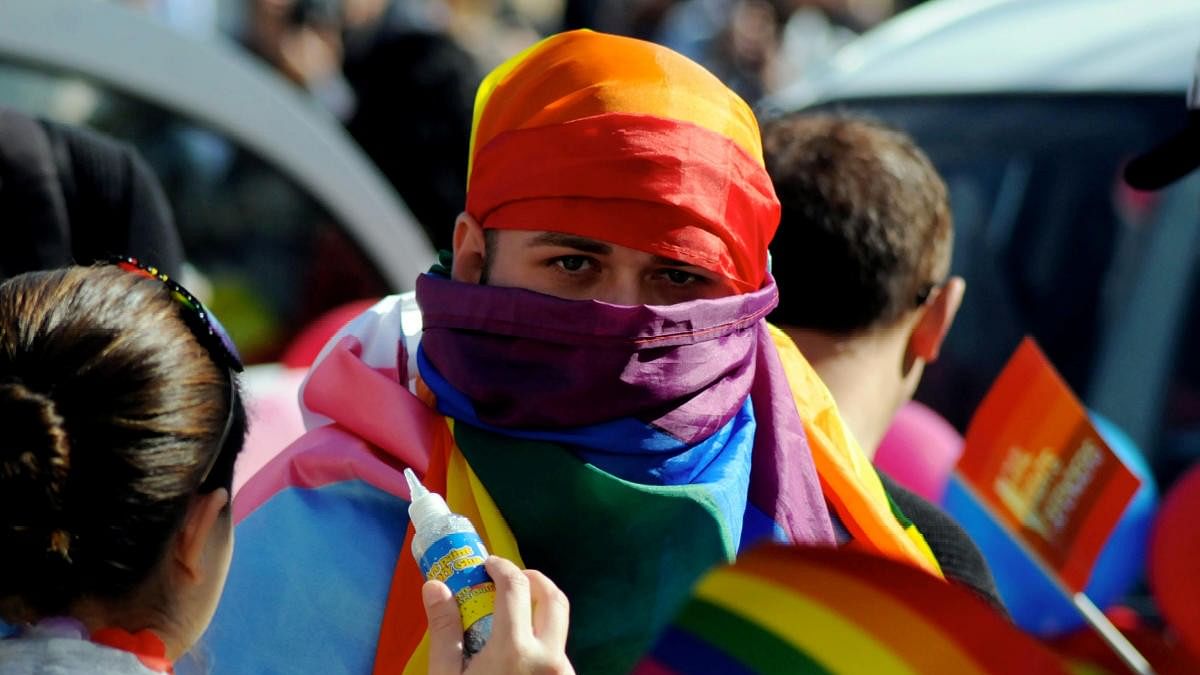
[764,113,963,461]
[243,0,348,110]
[561,0,675,40]
[343,28,480,249]
[762,113,1002,609]
[95,1,472,360]
[239,0,483,248]
[656,0,892,101]
[0,107,185,281]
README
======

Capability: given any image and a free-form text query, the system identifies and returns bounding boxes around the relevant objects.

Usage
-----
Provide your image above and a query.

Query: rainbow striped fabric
[374,270,835,675]
[369,268,943,674]
[206,288,943,674]
[465,29,779,294]
[637,544,1070,674]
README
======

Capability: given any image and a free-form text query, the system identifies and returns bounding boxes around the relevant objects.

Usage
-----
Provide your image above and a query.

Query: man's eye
[661,269,704,285]
[553,256,591,272]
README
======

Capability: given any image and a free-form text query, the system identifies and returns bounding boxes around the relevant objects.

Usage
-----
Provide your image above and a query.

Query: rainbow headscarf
[465,30,780,294]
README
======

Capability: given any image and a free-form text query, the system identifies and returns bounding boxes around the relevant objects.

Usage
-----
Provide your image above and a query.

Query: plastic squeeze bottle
[405,468,495,658]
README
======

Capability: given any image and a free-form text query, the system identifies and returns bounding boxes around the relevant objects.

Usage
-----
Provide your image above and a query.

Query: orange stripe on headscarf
[465,30,780,293]
[468,31,765,178]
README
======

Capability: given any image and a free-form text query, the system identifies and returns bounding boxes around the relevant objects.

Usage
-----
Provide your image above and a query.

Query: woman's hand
[423,556,574,675]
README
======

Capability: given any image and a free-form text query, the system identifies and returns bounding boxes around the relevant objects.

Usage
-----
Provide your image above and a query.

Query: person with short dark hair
[0,109,185,282]
[765,113,962,458]
[763,113,1004,608]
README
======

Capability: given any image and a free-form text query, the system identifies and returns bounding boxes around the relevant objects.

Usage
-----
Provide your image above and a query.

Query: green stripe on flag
[675,598,834,675]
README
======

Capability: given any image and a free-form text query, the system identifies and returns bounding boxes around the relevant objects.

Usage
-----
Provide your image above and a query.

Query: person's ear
[451,212,487,284]
[173,489,229,585]
[908,276,965,364]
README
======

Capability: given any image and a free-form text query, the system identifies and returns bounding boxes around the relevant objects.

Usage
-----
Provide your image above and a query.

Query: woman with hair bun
[0,262,245,674]
[0,263,572,675]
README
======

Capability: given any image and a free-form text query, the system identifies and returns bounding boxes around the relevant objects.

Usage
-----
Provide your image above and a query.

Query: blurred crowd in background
[83,0,919,363]
[126,0,907,102]
[3,3,1200,670]
[122,0,911,239]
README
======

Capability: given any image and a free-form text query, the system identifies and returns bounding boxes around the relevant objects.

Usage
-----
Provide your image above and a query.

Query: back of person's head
[0,265,245,625]
[0,108,185,281]
[764,113,952,334]
[346,30,480,250]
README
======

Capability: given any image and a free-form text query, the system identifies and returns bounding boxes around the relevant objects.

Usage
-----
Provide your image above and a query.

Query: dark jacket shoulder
[878,471,1008,615]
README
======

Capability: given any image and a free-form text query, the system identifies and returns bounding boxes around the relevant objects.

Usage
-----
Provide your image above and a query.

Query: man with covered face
[208,30,944,674]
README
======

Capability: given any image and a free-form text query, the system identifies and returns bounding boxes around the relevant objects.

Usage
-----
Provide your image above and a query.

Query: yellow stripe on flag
[694,568,921,675]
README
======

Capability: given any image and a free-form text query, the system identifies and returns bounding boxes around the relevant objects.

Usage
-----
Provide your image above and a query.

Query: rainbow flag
[637,544,1071,674]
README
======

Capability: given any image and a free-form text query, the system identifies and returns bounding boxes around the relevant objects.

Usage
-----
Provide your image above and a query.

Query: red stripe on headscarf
[467,112,779,293]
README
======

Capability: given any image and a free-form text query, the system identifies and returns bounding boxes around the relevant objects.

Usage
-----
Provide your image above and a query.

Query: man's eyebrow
[651,255,694,267]
[528,232,613,255]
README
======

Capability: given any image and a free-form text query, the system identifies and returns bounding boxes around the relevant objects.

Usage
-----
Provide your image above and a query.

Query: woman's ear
[173,489,229,584]
[908,276,966,363]
[451,212,487,284]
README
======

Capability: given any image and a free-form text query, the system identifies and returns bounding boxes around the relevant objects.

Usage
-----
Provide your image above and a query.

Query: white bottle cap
[404,467,451,533]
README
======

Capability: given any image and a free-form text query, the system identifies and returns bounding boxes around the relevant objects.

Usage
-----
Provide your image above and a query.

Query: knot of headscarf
[464,30,780,294]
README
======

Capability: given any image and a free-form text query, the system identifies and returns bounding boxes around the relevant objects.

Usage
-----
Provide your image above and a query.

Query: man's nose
[594,276,646,306]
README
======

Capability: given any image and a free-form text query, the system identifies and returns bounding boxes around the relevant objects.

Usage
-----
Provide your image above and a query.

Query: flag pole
[1071,593,1155,675]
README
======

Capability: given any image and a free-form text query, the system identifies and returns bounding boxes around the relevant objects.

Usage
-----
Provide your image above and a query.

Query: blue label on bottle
[419,533,495,630]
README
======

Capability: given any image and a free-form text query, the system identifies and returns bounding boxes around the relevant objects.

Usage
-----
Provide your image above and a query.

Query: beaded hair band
[111,256,244,487]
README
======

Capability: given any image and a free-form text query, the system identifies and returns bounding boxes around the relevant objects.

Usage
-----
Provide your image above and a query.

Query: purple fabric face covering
[416,273,777,443]
[415,272,836,545]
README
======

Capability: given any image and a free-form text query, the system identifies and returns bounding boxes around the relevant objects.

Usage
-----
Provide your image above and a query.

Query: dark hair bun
[0,381,73,520]
[0,266,248,624]
[0,380,77,621]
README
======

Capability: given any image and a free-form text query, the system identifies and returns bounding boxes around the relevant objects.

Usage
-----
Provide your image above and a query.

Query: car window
[0,61,389,363]
[808,94,1193,474]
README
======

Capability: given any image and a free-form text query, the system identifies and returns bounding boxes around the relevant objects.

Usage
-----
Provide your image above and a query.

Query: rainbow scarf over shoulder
[371,272,940,675]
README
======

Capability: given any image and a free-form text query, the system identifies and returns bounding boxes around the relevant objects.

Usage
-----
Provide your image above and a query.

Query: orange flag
[957,338,1141,592]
